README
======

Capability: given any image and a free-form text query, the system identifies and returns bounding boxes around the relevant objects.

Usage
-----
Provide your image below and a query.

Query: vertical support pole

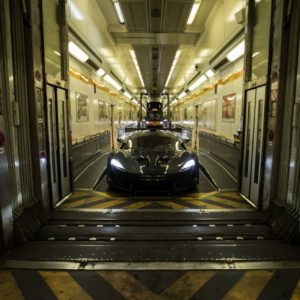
[110,104,115,150]
[167,93,171,127]
[138,92,143,129]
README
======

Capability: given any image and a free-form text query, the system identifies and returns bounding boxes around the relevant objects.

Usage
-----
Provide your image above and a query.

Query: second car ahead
[106,129,199,193]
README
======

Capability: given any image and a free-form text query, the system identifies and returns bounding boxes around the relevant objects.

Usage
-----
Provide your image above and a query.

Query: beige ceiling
[95,0,217,98]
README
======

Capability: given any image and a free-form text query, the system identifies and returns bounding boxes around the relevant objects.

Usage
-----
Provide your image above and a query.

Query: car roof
[126,130,178,140]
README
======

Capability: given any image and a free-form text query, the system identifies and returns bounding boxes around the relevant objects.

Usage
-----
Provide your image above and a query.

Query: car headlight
[110,158,125,170]
[180,159,195,171]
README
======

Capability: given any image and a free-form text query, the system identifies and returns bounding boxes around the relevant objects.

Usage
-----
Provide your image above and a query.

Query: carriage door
[47,84,70,205]
[242,86,266,206]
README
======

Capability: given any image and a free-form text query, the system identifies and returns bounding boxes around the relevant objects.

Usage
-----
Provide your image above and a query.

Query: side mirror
[117,138,124,144]
[183,138,190,144]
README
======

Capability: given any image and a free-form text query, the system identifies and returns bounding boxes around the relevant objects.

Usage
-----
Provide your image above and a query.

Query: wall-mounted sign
[76,92,89,122]
[222,93,236,122]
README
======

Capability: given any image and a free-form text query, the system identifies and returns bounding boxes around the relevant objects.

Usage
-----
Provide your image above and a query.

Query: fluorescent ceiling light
[178,91,186,99]
[189,75,207,91]
[187,1,201,25]
[103,74,122,90]
[132,99,138,105]
[205,69,214,78]
[70,2,84,20]
[252,51,260,58]
[124,91,132,99]
[68,41,89,62]
[165,50,181,87]
[112,0,125,24]
[96,68,106,76]
[129,49,145,87]
[226,40,245,62]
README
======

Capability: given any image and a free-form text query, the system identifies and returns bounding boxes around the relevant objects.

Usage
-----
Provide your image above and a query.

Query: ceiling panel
[163,0,193,32]
[121,0,149,32]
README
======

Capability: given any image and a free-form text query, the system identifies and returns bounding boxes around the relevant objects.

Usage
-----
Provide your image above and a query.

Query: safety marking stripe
[91,199,127,209]
[292,280,300,300]
[209,196,250,208]
[182,191,220,200]
[161,271,216,300]
[62,196,107,208]
[124,201,158,209]
[156,201,188,209]
[39,271,92,300]
[0,271,24,300]
[181,198,225,209]
[98,271,158,299]
[222,192,244,200]
[223,270,274,299]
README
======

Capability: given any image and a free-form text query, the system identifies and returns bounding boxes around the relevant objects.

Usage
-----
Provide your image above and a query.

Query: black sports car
[106,130,199,192]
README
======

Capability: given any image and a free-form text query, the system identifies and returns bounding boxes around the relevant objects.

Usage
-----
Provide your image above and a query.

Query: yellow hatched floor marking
[223,270,274,300]
[62,196,102,208]
[98,271,158,300]
[0,271,24,300]
[180,191,220,200]
[39,271,92,300]
[91,199,126,209]
[291,279,300,300]
[209,196,249,208]
[124,201,154,209]
[160,271,215,300]
[181,199,222,209]
[222,192,244,200]
[157,201,188,209]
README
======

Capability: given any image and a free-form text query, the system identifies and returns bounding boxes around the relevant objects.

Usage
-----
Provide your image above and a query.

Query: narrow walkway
[198,152,237,191]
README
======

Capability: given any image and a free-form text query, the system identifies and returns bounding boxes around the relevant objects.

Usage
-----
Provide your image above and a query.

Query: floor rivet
[115,225,120,227]
[110,237,116,241]
[257,236,264,240]
[97,225,103,227]
[209,224,216,227]
[193,225,197,227]
[89,237,97,241]
[197,237,203,240]
[236,236,244,240]
[48,237,55,241]
[68,237,76,241]
[78,224,85,227]
[227,224,234,227]
[216,236,223,240]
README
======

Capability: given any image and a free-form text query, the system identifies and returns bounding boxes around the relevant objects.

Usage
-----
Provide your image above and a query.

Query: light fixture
[124,91,132,99]
[68,41,89,62]
[54,51,61,57]
[103,74,122,90]
[129,49,145,87]
[205,69,214,78]
[112,0,125,24]
[252,51,260,58]
[96,68,106,76]
[165,50,181,87]
[226,40,245,62]
[187,0,201,25]
[132,99,138,105]
[189,75,207,91]
[70,2,84,20]
[178,91,186,99]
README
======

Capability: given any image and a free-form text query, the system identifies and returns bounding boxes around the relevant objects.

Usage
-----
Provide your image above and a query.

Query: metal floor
[1,269,300,299]
[1,154,300,299]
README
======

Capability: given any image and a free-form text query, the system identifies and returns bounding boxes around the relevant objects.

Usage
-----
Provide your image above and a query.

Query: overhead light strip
[112,0,125,24]
[130,50,145,87]
[226,40,245,62]
[187,0,201,25]
[68,41,89,62]
[103,74,122,91]
[165,50,181,88]
[189,74,207,91]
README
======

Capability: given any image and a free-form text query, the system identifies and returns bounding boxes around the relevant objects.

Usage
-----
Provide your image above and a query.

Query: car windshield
[126,135,182,151]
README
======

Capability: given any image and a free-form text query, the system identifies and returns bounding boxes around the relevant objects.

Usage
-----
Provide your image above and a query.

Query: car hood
[110,149,196,175]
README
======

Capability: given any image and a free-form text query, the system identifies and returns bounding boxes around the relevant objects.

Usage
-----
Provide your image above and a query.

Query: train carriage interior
[1,0,300,298]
